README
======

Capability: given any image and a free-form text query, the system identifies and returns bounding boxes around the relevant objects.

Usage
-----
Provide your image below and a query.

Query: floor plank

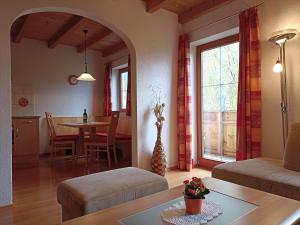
[0,157,211,225]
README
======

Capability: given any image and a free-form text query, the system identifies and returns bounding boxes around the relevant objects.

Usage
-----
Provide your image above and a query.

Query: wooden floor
[0,156,211,225]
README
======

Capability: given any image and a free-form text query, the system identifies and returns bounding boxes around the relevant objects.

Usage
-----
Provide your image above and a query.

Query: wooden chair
[84,111,120,168]
[45,112,78,162]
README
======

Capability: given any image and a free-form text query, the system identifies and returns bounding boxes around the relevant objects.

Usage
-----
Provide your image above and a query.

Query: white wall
[0,0,178,206]
[11,38,103,154]
[183,0,300,160]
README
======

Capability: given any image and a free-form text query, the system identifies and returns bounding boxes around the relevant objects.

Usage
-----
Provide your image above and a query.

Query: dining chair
[84,111,120,168]
[45,112,78,162]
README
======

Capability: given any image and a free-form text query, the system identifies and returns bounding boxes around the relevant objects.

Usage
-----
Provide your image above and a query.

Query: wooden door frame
[196,34,239,169]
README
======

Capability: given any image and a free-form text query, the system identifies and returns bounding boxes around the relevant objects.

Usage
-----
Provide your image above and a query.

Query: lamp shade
[77,72,96,81]
[273,60,283,73]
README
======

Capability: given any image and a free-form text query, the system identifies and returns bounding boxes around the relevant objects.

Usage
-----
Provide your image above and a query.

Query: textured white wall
[11,38,103,154]
[0,0,178,206]
[183,0,300,160]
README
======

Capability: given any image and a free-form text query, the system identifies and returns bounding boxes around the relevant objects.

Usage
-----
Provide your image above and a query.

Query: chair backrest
[45,112,56,140]
[107,111,120,145]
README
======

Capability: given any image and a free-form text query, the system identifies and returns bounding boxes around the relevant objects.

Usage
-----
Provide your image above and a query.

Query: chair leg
[107,146,111,168]
[85,144,88,168]
[71,142,75,163]
[54,146,57,158]
[51,144,54,162]
[74,140,78,161]
[113,144,118,164]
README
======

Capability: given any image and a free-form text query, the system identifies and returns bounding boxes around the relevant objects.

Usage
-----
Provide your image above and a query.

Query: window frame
[118,67,129,112]
[196,34,239,169]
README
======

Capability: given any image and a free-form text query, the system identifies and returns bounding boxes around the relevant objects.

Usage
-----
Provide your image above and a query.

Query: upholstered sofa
[212,123,300,201]
[212,157,300,200]
[57,167,168,221]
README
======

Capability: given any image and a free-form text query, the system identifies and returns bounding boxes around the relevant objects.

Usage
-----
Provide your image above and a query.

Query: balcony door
[197,35,239,167]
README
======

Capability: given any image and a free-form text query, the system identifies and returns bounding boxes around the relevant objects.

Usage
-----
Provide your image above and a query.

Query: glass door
[199,37,239,163]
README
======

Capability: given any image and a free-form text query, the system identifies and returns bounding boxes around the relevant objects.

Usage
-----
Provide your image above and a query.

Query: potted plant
[183,177,210,215]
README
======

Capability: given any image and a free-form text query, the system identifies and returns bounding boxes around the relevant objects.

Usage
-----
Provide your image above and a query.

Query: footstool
[57,167,169,221]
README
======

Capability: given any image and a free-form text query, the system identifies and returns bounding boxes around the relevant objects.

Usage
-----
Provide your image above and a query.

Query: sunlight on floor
[165,168,212,188]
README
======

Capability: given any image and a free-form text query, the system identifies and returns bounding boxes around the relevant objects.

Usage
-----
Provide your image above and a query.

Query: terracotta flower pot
[184,197,203,215]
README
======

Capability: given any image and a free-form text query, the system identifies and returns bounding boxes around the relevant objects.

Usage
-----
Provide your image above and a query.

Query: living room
[0,0,299,225]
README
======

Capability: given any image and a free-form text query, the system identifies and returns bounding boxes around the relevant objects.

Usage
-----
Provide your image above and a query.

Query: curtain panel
[177,34,193,171]
[126,55,131,116]
[236,7,262,160]
[103,63,112,116]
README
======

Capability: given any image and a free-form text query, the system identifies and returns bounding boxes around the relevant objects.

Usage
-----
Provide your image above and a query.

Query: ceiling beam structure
[12,15,29,43]
[145,0,168,13]
[77,28,112,53]
[178,0,234,24]
[102,42,127,57]
[48,15,83,49]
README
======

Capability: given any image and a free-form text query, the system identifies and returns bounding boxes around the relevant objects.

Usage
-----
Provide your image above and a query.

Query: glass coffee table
[120,190,257,225]
[62,177,300,225]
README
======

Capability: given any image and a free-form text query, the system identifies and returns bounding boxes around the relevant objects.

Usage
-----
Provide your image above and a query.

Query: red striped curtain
[103,63,112,116]
[177,34,192,171]
[126,55,131,116]
[236,7,261,160]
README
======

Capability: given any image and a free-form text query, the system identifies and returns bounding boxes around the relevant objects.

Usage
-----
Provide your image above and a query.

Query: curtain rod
[185,2,264,34]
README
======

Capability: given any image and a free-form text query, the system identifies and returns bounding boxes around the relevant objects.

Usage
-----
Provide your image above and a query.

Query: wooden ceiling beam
[178,0,234,24]
[12,15,29,43]
[77,29,112,53]
[102,42,127,57]
[48,15,83,49]
[145,0,168,13]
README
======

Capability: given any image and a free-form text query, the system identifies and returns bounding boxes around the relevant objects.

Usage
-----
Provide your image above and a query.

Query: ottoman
[57,167,169,221]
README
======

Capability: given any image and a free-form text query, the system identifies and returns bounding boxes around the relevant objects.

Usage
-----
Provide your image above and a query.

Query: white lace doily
[160,199,223,225]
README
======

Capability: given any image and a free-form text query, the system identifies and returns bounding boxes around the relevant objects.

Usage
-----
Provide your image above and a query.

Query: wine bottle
[83,109,87,123]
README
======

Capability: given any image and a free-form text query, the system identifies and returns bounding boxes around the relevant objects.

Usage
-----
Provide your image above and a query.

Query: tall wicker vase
[151,120,167,176]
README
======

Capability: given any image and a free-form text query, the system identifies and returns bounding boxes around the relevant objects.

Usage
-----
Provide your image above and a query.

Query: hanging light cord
[84,29,88,73]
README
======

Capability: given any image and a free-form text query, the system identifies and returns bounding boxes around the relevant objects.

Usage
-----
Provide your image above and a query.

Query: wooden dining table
[58,121,110,155]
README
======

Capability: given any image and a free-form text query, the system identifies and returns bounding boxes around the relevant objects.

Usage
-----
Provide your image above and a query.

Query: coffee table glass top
[120,190,257,225]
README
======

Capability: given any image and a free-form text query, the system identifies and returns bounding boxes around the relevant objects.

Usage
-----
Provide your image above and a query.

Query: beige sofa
[213,123,300,201]
[212,157,300,201]
[57,167,168,221]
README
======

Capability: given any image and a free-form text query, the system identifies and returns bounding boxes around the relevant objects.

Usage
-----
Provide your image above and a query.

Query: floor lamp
[269,31,297,148]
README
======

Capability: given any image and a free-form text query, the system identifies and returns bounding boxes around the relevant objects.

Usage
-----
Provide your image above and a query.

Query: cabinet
[12,116,40,156]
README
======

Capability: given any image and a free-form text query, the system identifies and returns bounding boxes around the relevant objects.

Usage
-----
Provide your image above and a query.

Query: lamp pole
[269,31,296,148]
[278,41,288,147]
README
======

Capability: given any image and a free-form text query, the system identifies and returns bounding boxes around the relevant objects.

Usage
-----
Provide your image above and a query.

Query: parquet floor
[0,156,211,225]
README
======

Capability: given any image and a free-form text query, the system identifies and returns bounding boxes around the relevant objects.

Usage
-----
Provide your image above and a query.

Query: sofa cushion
[57,167,168,221]
[212,158,300,201]
[284,123,300,172]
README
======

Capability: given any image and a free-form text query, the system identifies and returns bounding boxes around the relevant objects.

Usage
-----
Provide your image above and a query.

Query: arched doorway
[6,6,138,210]
[2,0,181,209]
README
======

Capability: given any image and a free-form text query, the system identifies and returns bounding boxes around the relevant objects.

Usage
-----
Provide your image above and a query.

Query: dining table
[58,121,110,155]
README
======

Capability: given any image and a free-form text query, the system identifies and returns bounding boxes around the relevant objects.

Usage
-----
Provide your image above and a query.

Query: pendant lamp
[77,29,96,81]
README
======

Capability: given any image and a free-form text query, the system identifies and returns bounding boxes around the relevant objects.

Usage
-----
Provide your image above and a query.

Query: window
[119,68,128,110]
[197,35,239,166]
[111,66,128,111]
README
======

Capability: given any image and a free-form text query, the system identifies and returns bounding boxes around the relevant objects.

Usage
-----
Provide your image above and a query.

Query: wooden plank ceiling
[144,0,234,23]
[11,12,127,57]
